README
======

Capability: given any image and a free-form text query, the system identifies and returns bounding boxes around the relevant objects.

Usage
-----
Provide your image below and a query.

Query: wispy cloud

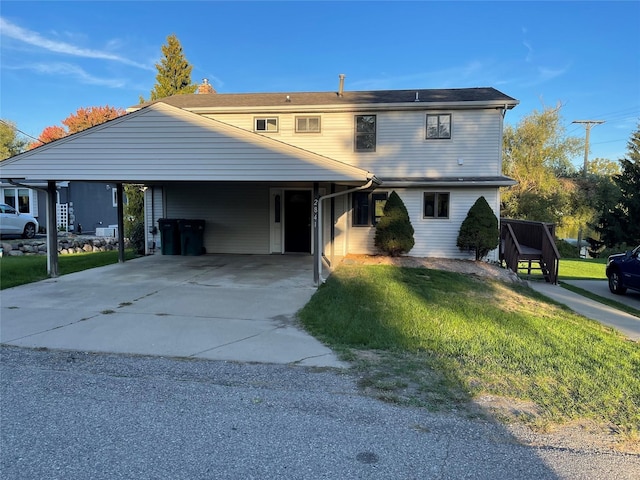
[8,62,126,88]
[0,17,153,71]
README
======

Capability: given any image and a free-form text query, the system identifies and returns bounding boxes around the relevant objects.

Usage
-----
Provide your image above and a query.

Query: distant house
[0,181,119,235]
[0,76,518,280]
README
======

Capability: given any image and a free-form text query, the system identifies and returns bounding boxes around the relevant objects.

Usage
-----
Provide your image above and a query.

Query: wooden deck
[500,219,560,284]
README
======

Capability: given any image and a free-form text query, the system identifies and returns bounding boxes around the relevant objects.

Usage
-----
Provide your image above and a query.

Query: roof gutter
[315,175,381,285]
[6,178,50,193]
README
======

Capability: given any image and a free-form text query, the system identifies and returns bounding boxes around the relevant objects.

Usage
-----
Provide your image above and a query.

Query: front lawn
[559,257,607,280]
[0,250,137,290]
[299,264,640,443]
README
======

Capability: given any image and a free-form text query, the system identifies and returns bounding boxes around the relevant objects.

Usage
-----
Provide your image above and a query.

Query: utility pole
[572,120,605,177]
[571,120,604,257]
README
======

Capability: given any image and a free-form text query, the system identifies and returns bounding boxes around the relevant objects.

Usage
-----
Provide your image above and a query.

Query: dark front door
[284,190,311,253]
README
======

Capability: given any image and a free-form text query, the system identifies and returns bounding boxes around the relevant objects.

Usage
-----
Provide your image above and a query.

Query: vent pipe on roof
[338,74,345,97]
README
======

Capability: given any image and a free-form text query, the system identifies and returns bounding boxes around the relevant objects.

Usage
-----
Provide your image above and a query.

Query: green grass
[299,265,640,440]
[559,257,607,280]
[0,250,137,290]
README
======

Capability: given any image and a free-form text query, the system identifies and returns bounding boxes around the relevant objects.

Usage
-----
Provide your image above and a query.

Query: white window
[2,187,32,214]
[254,117,278,132]
[295,116,321,133]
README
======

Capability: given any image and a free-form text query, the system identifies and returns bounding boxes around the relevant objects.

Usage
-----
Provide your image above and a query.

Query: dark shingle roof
[137,87,517,110]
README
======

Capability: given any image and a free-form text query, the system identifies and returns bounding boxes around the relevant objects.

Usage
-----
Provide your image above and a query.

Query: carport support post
[116,182,125,263]
[46,180,59,277]
[313,183,320,286]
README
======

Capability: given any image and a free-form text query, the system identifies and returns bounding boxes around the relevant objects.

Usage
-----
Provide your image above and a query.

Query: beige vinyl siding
[206,109,503,179]
[347,187,501,260]
[1,103,371,183]
[165,183,270,254]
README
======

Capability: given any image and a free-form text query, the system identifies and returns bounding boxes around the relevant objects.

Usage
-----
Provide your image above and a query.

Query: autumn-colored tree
[31,106,125,148]
[141,34,197,103]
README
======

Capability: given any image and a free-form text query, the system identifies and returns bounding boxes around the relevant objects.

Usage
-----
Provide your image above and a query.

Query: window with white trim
[254,117,278,132]
[295,116,321,133]
[2,187,32,214]
[426,114,451,139]
[423,192,450,218]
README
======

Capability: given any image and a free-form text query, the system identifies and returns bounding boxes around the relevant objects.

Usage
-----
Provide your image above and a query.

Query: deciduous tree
[501,105,583,224]
[0,119,28,160]
[31,106,125,147]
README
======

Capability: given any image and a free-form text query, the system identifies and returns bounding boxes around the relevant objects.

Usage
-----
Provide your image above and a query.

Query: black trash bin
[158,218,181,255]
[178,219,205,256]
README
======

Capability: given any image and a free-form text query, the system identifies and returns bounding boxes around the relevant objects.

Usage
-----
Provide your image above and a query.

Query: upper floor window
[423,192,450,218]
[426,114,451,139]
[353,191,387,226]
[295,116,321,133]
[254,117,278,132]
[355,115,376,152]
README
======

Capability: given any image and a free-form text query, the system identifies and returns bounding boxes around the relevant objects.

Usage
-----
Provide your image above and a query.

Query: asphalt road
[2,347,638,480]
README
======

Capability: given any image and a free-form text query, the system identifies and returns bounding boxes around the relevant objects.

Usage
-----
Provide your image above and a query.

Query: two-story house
[0,76,518,281]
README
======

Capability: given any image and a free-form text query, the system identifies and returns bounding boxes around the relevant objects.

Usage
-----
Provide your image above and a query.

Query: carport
[0,102,378,284]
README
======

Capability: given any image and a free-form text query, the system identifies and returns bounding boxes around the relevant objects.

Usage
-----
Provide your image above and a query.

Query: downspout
[315,176,379,285]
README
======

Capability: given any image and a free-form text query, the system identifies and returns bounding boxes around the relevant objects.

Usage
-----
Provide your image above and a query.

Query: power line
[0,119,44,145]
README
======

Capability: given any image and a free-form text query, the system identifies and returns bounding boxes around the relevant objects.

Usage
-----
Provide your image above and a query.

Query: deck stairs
[500,219,560,284]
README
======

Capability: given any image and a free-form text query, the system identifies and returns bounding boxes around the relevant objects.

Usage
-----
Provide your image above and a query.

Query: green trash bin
[178,219,205,256]
[158,218,181,255]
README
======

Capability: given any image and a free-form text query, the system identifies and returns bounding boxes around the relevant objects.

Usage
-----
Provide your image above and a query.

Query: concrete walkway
[0,254,346,368]
[527,281,640,341]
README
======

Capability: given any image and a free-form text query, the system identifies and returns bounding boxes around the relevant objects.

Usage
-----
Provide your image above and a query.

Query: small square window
[424,192,450,218]
[426,114,451,139]
[355,115,376,152]
[295,116,321,133]
[255,117,278,132]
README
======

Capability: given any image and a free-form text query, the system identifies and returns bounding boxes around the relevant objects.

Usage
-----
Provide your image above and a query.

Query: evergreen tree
[146,34,197,102]
[457,196,499,261]
[595,123,640,246]
[374,191,415,256]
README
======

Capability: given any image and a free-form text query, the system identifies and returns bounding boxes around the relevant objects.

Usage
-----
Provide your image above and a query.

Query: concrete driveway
[563,279,640,307]
[0,254,345,367]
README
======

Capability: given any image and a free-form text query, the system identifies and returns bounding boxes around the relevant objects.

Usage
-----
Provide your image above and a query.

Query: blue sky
[1,1,639,166]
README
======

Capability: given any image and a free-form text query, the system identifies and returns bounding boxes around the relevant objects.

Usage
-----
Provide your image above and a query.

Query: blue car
[606,245,640,295]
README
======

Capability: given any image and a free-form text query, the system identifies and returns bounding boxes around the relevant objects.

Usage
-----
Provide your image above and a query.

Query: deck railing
[502,223,522,275]
[500,218,560,284]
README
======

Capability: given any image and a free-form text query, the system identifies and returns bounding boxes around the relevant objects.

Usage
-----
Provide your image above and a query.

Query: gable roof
[0,103,375,184]
[133,87,518,112]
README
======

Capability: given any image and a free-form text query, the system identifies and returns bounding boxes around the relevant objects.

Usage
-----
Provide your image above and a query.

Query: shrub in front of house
[374,190,415,256]
[457,196,499,261]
